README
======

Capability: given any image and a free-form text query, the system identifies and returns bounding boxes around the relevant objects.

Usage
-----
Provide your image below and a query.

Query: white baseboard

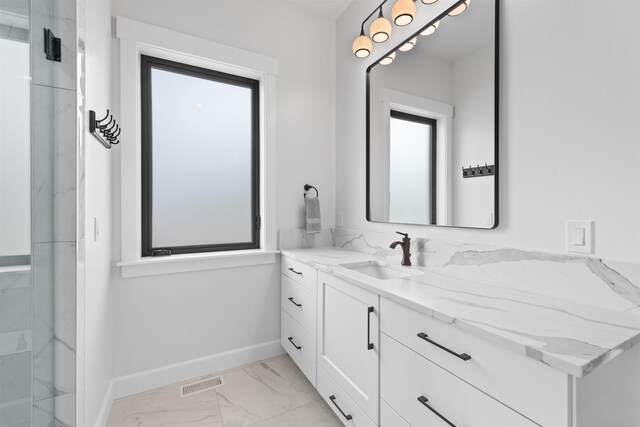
[95,381,114,427]
[96,340,284,426]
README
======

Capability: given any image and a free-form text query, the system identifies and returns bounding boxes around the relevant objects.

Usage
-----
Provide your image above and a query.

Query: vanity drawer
[380,298,569,427]
[281,256,317,292]
[381,333,538,427]
[281,309,316,386]
[317,365,376,427]
[381,399,411,427]
[281,275,316,337]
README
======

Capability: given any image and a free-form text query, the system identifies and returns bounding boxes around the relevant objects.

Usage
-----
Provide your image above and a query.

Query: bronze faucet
[390,231,411,266]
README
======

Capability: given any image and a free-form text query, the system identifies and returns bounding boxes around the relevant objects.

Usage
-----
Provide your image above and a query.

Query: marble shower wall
[30,0,79,425]
[333,228,640,317]
[0,268,32,427]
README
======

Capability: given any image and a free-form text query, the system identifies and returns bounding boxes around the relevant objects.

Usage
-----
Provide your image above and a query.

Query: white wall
[0,38,30,257]
[110,0,336,378]
[337,0,640,261]
[83,0,114,424]
[452,43,494,226]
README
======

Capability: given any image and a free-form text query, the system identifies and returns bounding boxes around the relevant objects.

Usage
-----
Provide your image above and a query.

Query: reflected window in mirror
[389,111,436,225]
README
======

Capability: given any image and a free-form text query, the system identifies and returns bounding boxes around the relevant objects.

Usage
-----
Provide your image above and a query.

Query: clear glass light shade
[399,37,417,51]
[392,0,416,26]
[421,0,438,4]
[370,16,392,43]
[448,0,470,16]
[420,20,440,36]
[380,51,396,65]
[352,34,373,58]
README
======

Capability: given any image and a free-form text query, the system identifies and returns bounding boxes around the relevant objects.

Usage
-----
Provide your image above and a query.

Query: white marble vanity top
[281,247,640,378]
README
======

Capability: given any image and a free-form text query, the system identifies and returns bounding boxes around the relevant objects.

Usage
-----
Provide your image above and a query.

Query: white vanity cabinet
[280,256,318,385]
[380,298,568,427]
[317,271,380,425]
[280,252,640,427]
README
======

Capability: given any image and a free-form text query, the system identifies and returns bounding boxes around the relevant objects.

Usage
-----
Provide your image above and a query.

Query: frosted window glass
[389,117,432,224]
[150,67,255,248]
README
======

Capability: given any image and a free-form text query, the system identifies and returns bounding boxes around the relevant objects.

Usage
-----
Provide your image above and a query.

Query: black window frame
[140,54,261,257]
[389,110,437,225]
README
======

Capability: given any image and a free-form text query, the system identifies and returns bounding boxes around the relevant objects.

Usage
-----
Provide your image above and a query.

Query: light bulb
[352,30,373,58]
[370,13,392,43]
[380,51,396,65]
[448,0,470,16]
[399,37,417,52]
[420,20,440,36]
[392,0,416,26]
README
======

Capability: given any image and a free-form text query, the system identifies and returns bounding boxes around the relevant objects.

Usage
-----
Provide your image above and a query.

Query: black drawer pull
[288,267,303,276]
[288,297,302,307]
[418,396,456,427]
[287,337,302,350]
[329,395,353,421]
[367,306,374,350]
[417,332,471,361]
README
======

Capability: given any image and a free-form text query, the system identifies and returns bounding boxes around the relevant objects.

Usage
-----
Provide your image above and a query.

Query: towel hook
[96,109,110,123]
[304,184,319,198]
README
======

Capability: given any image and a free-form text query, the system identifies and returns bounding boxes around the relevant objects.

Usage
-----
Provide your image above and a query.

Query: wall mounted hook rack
[462,164,495,178]
[90,109,121,149]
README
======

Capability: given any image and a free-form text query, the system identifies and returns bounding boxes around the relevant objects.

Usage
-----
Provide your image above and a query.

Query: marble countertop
[281,247,640,378]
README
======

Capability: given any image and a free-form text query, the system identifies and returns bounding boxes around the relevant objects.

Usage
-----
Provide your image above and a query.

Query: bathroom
[1,0,640,425]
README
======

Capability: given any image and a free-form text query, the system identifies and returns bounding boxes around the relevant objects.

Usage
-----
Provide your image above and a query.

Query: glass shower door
[0,0,57,425]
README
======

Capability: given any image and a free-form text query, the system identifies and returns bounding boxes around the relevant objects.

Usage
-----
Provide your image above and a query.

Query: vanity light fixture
[352,0,442,59]
[420,19,440,36]
[448,0,470,16]
[352,27,373,58]
[391,0,416,26]
[370,7,392,43]
[380,51,396,65]
[399,37,417,52]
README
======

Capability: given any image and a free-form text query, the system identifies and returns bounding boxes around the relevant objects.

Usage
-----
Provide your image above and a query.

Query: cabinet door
[317,271,379,423]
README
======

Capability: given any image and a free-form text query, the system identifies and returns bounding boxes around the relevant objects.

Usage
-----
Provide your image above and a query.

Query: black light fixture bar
[360,0,392,32]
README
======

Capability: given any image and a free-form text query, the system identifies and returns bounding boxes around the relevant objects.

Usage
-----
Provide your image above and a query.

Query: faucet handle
[395,231,409,238]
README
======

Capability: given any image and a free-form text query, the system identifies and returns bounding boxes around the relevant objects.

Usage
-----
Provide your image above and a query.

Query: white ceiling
[288,0,355,20]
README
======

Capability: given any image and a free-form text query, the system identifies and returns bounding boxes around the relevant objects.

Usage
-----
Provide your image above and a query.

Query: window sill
[117,249,279,278]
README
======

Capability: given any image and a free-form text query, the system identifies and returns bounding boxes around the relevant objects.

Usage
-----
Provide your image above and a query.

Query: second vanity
[279,247,640,427]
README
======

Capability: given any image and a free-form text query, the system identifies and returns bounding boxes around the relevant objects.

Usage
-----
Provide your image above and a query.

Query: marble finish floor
[106,355,342,427]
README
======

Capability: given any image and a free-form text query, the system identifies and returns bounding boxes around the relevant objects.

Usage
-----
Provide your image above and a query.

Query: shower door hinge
[255,215,261,231]
[44,28,61,62]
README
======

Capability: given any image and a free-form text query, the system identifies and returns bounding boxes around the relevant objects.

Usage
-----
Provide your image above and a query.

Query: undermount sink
[339,260,415,280]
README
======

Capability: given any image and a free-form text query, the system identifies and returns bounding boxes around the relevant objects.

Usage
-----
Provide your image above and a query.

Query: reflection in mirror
[0,14,30,265]
[367,0,497,228]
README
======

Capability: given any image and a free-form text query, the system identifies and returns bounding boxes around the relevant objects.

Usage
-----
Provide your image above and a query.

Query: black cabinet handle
[367,306,374,350]
[288,297,302,307]
[418,396,456,427]
[417,332,471,361]
[287,337,301,350]
[288,267,303,276]
[329,395,353,421]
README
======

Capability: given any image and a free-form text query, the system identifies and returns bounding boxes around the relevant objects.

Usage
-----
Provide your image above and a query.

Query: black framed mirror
[366,0,499,228]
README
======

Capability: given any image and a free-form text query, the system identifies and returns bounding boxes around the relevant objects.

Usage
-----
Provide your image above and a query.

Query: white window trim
[115,17,278,278]
[381,88,454,226]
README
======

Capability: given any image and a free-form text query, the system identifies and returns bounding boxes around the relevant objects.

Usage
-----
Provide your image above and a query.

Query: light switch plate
[566,220,593,254]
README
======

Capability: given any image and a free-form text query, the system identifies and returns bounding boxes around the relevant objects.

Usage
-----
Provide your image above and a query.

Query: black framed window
[141,55,260,257]
[388,110,437,224]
